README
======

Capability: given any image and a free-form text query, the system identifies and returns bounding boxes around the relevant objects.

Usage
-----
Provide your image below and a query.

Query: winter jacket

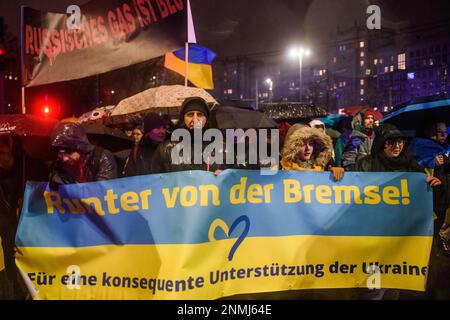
[49,123,117,189]
[280,124,333,171]
[409,138,450,214]
[121,137,160,177]
[342,129,374,170]
[354,124,423,173]
[150,133,228,173]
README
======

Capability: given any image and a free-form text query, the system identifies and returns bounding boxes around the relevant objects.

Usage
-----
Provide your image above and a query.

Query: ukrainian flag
[164,44,217,89]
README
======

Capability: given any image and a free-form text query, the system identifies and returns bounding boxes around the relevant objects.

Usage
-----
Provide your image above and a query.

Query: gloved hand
[328,165,344,181]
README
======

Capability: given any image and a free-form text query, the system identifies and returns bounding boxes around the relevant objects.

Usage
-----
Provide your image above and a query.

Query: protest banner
[15,170,433,299]
[22,0,188,87]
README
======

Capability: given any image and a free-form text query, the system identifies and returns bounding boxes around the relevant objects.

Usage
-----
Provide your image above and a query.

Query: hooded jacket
[354,123,423,173]
[280,124,333,171]
[342,110,376,169]
[49,123,118,189]
[150,99,227,173]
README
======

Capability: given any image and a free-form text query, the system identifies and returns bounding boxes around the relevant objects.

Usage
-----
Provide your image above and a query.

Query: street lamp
[288,46,311,102]
[265,78,273,103]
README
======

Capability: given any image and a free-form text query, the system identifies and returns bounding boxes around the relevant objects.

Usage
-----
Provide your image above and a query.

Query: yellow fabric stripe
[164,52,214,89]
[16,235,432,300]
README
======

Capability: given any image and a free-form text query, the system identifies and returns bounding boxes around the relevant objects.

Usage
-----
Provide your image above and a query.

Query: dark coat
[49,146,117,189]
[150,135,228,173]
[121,138,160,177]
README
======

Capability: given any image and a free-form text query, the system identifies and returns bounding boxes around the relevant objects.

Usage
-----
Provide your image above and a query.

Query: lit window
[360,51,365,57]
[360,60,365,67]
[360,41,365,48]
[360,79,365,85]
[390,65,394,72]
[343,81,346,87]
[398,53,406,70]
[366,69,371,75]
[374,59,378,65]
[360,89,364,95]
[384,66,389,73]
[429,58,434,65]
[333,57,337,63]
[380,59,383,64]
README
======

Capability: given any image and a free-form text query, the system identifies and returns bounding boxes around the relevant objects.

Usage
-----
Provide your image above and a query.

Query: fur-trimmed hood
[281,124,333,168]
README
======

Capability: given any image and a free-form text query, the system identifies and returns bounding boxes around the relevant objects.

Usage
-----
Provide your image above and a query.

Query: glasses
[386,138,406,147]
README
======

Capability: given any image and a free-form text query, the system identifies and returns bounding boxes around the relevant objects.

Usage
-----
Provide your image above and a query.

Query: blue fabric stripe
[16,170,433,248]
[172,44,216,65]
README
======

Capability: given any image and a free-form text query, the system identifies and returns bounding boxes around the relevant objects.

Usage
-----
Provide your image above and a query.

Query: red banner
[22,0,187,87]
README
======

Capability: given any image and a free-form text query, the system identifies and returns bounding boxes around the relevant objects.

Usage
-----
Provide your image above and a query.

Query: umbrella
[320,114,349,128]
[110,85,218,116]
[381,97,450,131]
[260,103,327,123]
[0,114,58,160]
[341,106,383,120]
[79,105,115,123]
[81,123,134,153]
[211,105,277,129]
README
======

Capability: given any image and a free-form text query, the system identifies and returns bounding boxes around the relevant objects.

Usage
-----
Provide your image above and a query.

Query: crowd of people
[0,97,449,299]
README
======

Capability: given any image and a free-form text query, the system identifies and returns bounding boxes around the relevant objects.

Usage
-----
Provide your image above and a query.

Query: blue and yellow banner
[164,44,216,89]
[15,170,433,300]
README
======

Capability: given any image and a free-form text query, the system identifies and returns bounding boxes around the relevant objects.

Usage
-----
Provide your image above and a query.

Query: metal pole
[255,80,258,110]
[184,42,189,86]
[299,54,303,103]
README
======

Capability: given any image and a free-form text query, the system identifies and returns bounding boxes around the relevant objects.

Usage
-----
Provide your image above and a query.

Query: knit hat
[364,110,377,119]
[180,98,210,119]
[143,113,169,134]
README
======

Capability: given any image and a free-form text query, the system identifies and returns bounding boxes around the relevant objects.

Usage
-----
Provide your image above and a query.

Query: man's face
[57,149,82,166]
[0,144,14,169]
[184,111,207,129]
[364,115,374,129]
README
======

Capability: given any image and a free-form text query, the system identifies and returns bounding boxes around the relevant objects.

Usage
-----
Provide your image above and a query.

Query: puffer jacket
[280,124,333,171]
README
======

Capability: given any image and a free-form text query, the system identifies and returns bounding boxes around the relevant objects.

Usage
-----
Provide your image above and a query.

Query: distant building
[212,20,450,114]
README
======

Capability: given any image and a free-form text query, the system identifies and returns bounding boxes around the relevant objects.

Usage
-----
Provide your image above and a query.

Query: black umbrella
[211,105,277,129]
[81,123,134,153]
[381,95,450,132]
[260,103,327,123]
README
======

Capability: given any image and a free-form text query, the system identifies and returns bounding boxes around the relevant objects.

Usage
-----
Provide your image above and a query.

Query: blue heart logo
[208,215,250,261]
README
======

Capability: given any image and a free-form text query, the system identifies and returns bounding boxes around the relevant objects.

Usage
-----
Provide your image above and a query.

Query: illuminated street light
[288,46,312,102]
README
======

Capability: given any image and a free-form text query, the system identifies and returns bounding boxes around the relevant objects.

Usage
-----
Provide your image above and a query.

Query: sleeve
[95,149,118,181]
[342,137,362,170]
[150,143,169,173]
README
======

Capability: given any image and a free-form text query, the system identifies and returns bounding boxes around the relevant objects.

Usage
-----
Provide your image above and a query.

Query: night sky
[1,0,449,59]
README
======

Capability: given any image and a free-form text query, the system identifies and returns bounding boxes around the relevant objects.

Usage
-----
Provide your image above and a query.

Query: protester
[122,122,134,137]
[342,109,377,170]
[151,98,225,174]
[49,122,118,189]
[121,113,169,177]
[0,137,25,299]
[132,126,144,144]
[280,124,344,181]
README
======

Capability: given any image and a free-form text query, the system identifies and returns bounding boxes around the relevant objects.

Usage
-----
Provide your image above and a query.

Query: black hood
[51,122,92,153]
[371,123,405,156]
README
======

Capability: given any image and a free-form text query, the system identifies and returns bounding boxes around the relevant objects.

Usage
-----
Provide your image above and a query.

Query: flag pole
[20,6,26,114]
[184,42,189,86]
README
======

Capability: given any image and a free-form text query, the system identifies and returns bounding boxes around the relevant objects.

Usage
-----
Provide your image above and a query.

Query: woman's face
[383,138,405,158]
[148,126,166,142]
[297,139,314,161]
[132,128,144,143]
